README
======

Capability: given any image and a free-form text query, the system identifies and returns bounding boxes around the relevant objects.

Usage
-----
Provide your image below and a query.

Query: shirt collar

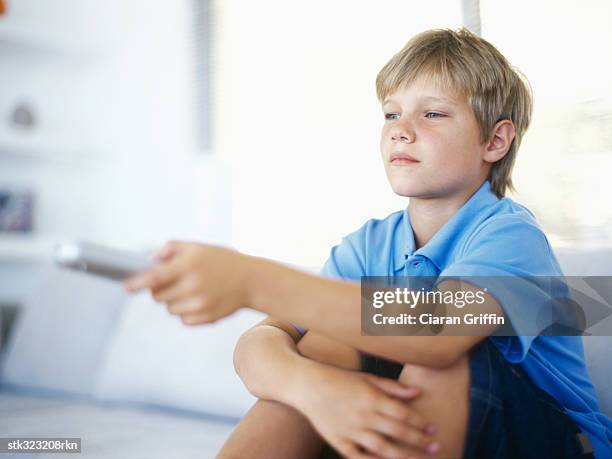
[394,180,500,272]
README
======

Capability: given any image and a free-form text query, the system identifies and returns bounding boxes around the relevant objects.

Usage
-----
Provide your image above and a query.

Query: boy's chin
[390,182,422,197]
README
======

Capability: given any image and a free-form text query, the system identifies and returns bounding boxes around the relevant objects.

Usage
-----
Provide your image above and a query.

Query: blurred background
[0,0,611,304]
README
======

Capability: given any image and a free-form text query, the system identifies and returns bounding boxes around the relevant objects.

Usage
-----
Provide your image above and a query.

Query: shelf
[0,233,60,262]
[0,21,106,61]
[0,128,100,165]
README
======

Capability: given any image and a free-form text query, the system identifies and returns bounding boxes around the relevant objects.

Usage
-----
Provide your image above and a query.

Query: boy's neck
[409,180,485,250]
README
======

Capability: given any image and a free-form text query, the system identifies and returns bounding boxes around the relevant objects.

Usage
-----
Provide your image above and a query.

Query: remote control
[54,241,156,282]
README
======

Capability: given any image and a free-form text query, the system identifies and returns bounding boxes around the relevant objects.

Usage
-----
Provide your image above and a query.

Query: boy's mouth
[390,152,420,165]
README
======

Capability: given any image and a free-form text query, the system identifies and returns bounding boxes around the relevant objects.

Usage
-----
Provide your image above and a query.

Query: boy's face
[380,77,490,199]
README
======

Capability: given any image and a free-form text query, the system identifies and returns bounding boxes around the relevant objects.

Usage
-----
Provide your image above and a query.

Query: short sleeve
[293,228,367,337]
[319,231,366,281]
[438,216,562,363]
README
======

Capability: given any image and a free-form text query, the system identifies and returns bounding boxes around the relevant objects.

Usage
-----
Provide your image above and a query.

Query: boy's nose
[391,130,415,143]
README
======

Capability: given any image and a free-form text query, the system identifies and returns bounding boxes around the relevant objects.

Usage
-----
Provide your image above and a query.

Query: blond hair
[376,28,532,198]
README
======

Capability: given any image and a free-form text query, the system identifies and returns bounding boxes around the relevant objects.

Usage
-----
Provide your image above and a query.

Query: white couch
[0,248,610,458]
[0,260,263,458]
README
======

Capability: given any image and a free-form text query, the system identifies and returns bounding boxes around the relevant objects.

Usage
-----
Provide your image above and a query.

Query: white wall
[1,0,462,270]
[83,0,232,250]
[214,0,462,266]
[0,0,231,264]
[480,0,612,247]
[13,0,609,273]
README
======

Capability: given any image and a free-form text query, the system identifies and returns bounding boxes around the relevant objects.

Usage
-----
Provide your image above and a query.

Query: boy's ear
[483,120,515,164]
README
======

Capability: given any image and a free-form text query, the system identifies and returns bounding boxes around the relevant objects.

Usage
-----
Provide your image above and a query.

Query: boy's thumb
[149,245,175,261]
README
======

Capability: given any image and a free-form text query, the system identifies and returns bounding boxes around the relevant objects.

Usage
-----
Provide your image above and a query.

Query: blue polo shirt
[298,180,611,458]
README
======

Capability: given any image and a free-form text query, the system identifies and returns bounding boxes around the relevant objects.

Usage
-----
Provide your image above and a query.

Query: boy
[125,28,611,458]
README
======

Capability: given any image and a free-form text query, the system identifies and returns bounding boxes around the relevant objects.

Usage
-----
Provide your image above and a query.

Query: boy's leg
[313,342,471,459]
[216,330,360,459]
[220,327,470,459]
[358,341,471,459]
[216,399,324,459]
[363,338,595,459]
[395,353,470,459]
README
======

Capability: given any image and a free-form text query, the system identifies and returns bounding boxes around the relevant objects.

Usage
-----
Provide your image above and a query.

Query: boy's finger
[151,278,186,303]
[179,311,217,325]
[149,251,176,262]
[155,240,194,259]
[150,243,179,261]
[377,398,430,432]
[123,261,182,292]
[165,294,204,315]
[371,413,435,453]
[355,430,410,459]
[333,441,376,459]
[364,374,420,399]
[340,444,381,459]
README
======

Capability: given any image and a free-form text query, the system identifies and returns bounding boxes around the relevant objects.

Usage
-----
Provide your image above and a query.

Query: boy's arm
[217,317,360,459]
[126,242,501,367]
[222,317,434,459]
[246,258,504,367]
[231,316,361,410]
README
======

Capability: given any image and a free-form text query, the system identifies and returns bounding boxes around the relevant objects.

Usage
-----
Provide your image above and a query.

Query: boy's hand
[293,363,439,459]
[123,241,253,325]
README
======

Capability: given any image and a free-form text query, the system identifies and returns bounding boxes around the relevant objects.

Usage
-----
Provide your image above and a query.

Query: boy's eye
[425,112,444,119]
[384,113,400,120]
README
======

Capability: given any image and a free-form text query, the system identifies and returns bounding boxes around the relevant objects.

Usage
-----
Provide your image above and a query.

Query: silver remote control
[54,241,157,282]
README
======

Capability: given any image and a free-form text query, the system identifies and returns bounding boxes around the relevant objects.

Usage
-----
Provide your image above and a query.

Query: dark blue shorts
[319,339,595,459]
